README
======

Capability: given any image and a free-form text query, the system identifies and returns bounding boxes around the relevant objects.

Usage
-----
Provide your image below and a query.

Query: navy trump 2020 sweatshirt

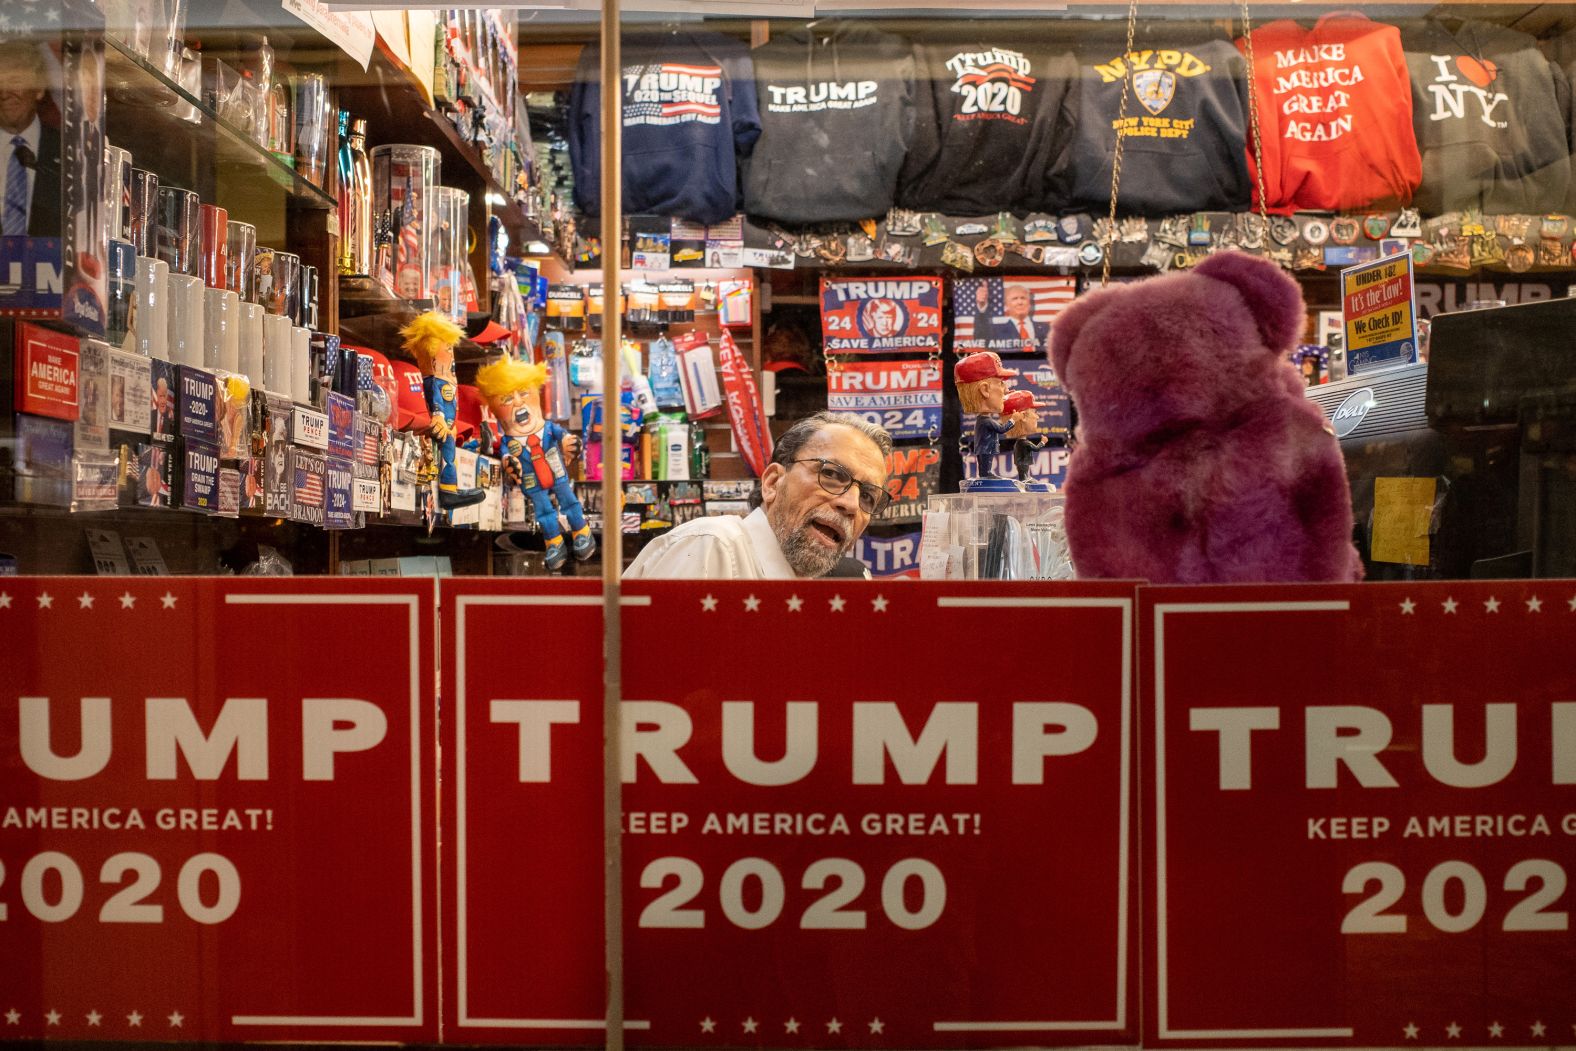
[570,31,762,225]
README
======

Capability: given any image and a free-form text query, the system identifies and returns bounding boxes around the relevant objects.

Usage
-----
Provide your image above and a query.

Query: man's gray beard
[773,511,851,577]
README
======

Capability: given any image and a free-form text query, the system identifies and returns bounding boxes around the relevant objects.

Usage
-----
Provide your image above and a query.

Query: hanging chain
[1100,0,1140,289]
[1240,0,1270,223]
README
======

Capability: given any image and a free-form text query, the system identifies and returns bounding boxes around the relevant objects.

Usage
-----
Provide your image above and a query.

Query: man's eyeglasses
[790,458,892,516]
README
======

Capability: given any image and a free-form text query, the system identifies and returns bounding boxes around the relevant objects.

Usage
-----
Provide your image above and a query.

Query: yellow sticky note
[1371,477,1437,566]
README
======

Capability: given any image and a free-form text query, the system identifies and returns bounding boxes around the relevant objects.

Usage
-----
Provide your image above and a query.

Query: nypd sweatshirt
[896,36,1076,216]
[1402,19,1571,215]
[1239,12,1422,213]
[743,22,916,223]
[569,31,761,225]
[1060,27,1253,216]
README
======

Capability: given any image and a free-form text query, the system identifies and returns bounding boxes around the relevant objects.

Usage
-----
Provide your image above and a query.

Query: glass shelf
[103,34,336,210]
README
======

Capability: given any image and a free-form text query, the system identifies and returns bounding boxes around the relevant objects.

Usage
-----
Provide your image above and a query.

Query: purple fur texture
[1050,252,1364,584]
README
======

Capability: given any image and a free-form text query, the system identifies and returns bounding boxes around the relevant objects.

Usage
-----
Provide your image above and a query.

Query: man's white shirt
[625,507,796,579]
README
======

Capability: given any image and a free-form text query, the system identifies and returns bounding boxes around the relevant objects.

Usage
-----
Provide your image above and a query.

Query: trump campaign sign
[441,579,1137,1047]
[1143,583,1576,1048]
[0,577,438,1043]
[820,278,943,354]
[827,360,943,442]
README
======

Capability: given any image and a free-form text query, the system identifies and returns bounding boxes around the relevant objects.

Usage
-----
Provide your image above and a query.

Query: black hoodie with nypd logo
[896,36,1076,215]
[1402,19,1571,215]
[743,22,916,223]
[1059,27,1253,215]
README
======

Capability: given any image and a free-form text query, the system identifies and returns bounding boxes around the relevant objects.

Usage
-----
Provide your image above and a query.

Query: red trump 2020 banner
[1143,583,1576,1048]
[442,579,1137,1047]
[0,577,438,1043]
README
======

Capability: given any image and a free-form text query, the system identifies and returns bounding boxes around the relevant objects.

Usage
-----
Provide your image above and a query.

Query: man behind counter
[626,412,892,579]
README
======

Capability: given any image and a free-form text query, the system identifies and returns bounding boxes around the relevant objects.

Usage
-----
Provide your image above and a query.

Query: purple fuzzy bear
[1049,252,1364,584]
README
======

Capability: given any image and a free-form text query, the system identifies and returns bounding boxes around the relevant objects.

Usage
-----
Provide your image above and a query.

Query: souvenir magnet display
[401,311,484,510]
[1269,215,1299,246]
[476,357,594,570]
[1120,216,1149,243]
[1330,217,1360,245]
[1237,214,1267,250]
[1302,219,1330,245]
[1363,214,1392,240]
[885,209,922,237]
[941,240,975,271]
[974,238,1005,267]
[1077,241,1104,267]
[1391,208,1423,238]
[1187,214,1212,246]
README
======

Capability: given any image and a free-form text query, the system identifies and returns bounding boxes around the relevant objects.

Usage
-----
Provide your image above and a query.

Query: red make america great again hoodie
[1239,11,1421,212]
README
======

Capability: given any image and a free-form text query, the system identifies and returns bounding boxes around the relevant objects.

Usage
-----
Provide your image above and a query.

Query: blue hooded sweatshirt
[570,31,762,225]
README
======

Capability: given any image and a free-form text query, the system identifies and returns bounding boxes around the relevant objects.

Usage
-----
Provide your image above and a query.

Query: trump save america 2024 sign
[820,278,944,354]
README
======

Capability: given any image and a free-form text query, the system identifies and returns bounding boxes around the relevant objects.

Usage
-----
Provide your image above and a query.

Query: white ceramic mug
[204,287,240,373]
[133,255,169,360]
[290,325,311,404]
[238,301,265,386]
[166,273,205,367]
[261,312,293,396]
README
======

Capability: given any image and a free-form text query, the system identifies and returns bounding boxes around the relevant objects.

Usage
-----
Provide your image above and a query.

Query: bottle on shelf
[689,422,710,480]
[336,112,373,276]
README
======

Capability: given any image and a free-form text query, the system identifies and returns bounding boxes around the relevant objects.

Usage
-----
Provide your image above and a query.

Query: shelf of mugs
[103,33,336,211]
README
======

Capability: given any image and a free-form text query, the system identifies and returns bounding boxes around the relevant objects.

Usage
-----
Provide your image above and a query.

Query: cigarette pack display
[216,466,241,517]
[291,405,329,450]
[9,412,74,506]
[12,322,81,421]
[324,454,354,528]
[287,445,326,526]
[75,337,110,453]
[64,458,115,514]
[262,392,291,515]
[180,436,220,513]
[352,475,381,513]
[176,364,218,443]
[133,439,172,508]
[0,30,106,338]
[107,348,151,434]
[326,391,355,458]
[148,357,177,440]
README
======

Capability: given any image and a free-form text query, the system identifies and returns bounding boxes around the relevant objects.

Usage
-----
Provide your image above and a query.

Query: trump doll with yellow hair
[475,355,595,570]
[401,311,485,510]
